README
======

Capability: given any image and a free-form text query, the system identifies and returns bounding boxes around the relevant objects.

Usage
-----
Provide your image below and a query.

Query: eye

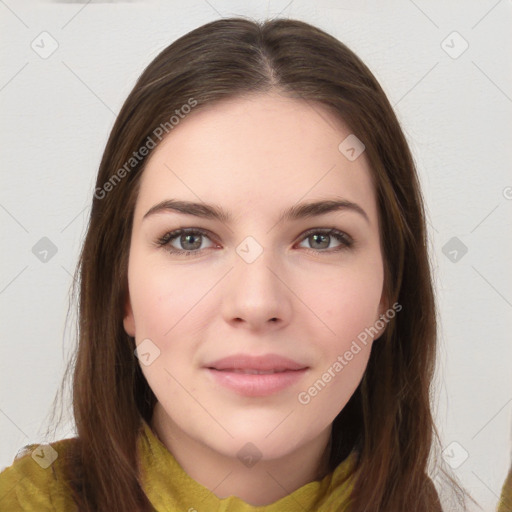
[155,228,216,256]
[296,228,353,253]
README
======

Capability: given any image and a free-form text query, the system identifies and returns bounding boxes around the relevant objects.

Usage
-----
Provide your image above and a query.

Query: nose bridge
[234,234,281,294]
[222,233,291,326]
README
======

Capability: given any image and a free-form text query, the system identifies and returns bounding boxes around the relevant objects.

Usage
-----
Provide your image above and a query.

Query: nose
[221,245,292,331]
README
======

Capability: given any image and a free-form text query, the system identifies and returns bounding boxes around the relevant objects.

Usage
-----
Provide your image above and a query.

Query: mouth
[203,353,309,396]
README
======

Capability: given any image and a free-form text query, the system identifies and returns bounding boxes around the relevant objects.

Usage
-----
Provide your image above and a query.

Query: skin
[123,92,388,506]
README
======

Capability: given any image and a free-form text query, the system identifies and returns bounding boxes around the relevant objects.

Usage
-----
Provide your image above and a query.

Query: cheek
[129,265,203,403]
[302,262,384,343]
[128,255,208,337]
[312,278,378,373]
[127,257,213,393]
[292,264,382,419]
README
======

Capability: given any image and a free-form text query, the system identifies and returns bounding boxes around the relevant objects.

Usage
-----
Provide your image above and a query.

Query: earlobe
[377,284,390,317]
[123,293,136,337]
[374,291,390,340]
[378,294,390,319]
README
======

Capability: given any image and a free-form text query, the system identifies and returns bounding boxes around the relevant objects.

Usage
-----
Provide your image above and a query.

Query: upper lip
[205,353,308,371]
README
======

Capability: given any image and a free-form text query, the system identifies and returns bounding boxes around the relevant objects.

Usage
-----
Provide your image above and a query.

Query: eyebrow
[143,198,370,225]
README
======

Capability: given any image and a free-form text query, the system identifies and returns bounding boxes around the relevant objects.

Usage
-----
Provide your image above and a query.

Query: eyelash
[155,227,354,257]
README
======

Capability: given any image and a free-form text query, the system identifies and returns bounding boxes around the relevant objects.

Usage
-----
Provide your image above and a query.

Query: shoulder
[498,464,512,512]
[0,437,78,511]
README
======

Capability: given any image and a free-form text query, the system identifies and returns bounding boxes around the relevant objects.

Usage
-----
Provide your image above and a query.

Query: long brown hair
[43,16,473,511]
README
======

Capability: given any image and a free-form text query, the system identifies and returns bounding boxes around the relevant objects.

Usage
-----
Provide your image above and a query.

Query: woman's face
[124,92,388,461]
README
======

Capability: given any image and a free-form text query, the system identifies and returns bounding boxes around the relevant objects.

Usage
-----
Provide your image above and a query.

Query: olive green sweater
[0,419,357,511]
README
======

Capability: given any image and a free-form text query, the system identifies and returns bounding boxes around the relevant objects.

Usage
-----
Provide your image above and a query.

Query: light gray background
[1,1,511,511]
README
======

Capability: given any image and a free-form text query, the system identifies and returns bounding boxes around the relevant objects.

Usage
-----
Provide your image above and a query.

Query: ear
[377,289,390,319]
[374,289,391,341]
[123,291,136,338]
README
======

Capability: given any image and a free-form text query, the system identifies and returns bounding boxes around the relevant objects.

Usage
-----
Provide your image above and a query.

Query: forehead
[134,93,378,224]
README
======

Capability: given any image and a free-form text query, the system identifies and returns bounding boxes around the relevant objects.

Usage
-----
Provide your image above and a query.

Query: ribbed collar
[137,418,357,511]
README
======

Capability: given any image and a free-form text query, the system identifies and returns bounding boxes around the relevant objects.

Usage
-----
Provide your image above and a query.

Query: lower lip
[206,368,308,397]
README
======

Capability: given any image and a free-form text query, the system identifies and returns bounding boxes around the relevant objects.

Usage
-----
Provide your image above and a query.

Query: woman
[0,17,473,511]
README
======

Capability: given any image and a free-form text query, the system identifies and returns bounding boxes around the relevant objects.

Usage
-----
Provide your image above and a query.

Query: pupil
[182,234,201,250]
[312,234,328,249]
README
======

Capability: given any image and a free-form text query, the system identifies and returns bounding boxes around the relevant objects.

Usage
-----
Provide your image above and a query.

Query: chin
[218,428,304,457]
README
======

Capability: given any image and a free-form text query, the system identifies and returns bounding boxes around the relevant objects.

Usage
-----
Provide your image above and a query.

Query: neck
[150,402,333,506]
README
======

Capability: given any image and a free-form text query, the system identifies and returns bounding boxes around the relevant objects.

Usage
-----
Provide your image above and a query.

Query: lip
[205,353,308,372]
[204,353,309,397]
[206,368,308,397]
